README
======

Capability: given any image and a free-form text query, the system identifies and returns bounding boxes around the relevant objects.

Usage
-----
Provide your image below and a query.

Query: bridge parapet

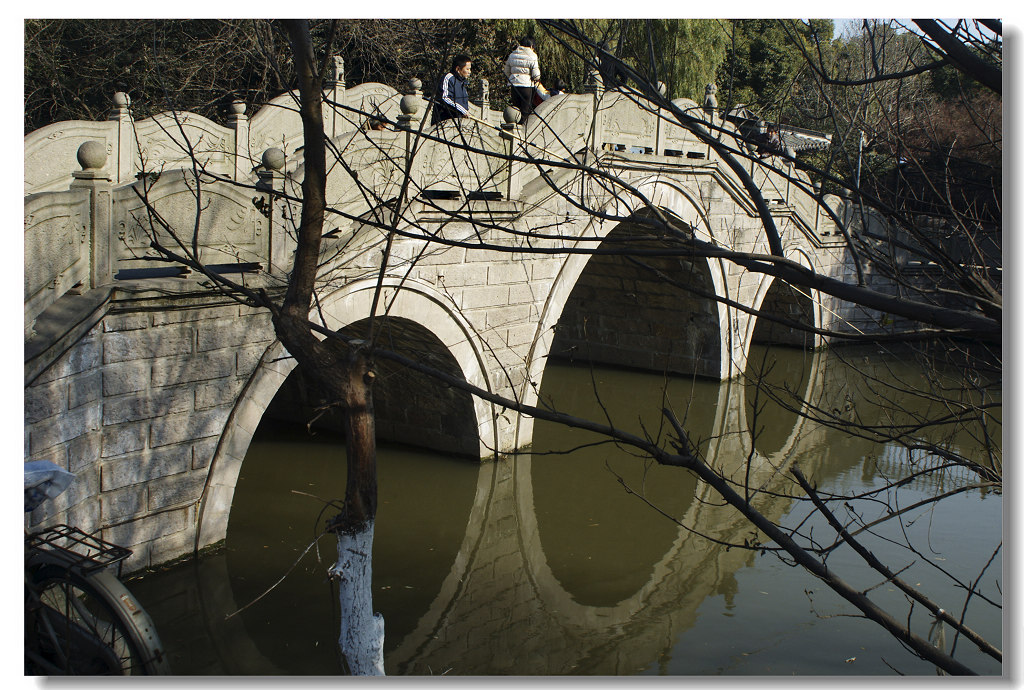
[24,189,92,337]
[23,57,405,195]
[24,70,849,347]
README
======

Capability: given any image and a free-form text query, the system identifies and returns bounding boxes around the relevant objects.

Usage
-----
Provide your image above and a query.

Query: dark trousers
[510,85,535,119]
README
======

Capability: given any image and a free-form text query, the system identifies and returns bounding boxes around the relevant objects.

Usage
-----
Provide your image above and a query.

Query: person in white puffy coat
[504,37,541,119]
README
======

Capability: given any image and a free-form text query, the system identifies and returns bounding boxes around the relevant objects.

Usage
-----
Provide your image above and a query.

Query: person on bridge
[758,124,784,159]
[432,55,473,125]
[504,37,541,120]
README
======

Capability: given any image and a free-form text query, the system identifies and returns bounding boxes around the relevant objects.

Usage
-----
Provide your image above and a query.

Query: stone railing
[24,57,405,195]
[25,67,840,336]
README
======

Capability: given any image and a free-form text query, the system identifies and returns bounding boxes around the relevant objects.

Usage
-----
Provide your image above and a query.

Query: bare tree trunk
[279,19,384,675]
[332,345,384,673]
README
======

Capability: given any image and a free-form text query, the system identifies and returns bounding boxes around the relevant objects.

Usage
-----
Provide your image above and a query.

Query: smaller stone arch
[743,247,823,353]
[738,249,826,462]
[195,278,499,550]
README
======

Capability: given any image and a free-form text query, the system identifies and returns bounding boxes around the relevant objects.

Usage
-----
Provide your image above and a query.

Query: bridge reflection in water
[129,345,1001,676]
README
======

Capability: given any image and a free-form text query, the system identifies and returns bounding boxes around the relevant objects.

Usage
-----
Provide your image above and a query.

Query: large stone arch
[516,178,733,450]
[195,277,499,550]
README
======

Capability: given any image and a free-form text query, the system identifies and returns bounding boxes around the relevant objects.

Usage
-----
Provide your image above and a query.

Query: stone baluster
[813,181,822,234]
[107,91,136,185]
[582,68,604,96]
[472,78,490,123]
[500,107,525,199]
[227,99,250,181]
[256,148,289,277]
[654,81,669,156]
[70,142,114,288]
[582,69,606,153]
[327,56,346,138]
[397,78,424,130]
[397,79,425,167]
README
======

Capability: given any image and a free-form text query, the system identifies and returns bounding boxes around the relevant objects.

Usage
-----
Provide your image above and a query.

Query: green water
[129,345,1002,675]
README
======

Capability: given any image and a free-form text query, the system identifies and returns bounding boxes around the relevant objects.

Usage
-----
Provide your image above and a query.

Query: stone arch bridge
[25,64,884,572]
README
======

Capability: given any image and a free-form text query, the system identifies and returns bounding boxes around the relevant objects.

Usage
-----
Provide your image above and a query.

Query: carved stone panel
[112,176,263,268]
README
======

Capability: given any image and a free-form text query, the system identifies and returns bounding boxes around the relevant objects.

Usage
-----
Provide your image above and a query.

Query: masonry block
[464,249,517,264]
[151,350,235,387]
[103,386,194,425]
[101,423,147,458]
[104,327,194,364]
[192,437,220,470]
[65,498,102,536]
[100,445,191,492]
[461,285,510,309]
[100,485,146,522]
[197,318,262,352]
[151,303,240,326]
[485,305,532,330]
[24,380,66,424]
[195,379,242,410]
[34,335,101,384]
[66,431,103,473]
[103,360,152,396]
[103,507,191,556]
[508,282,551,306]
[149,406,231,448]
[103,313,150,332]
[487,262,530,285]
[505,323,538,348]
[410,245,467,266]
[235,343,271,377]
[531,259,561,281]
[147,471,208,512]
[435,264,487,288]
[148,527,197,569]
[67,369,101,409]
[28,403,101,455]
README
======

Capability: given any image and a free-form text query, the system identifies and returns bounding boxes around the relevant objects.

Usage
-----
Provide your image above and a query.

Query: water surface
[130,345,1002,675]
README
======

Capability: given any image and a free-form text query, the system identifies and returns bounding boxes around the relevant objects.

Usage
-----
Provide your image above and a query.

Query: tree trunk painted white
[332,520,385,675]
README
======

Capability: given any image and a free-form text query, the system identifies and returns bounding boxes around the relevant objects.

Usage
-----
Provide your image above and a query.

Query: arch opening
[744,278,818,458]
[223,315,483,671]
[528,214,724,607]
[547,216,722,379]
[749,277,816,351]
[265,316,480,457]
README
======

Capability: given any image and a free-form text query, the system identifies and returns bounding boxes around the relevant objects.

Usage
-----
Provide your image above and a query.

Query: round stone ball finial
[262,147,286,171]
[400,93,420,116]
[503,106,522,125]
[113,92,131,108]
[230,99,246,116]
[77,141,107,171]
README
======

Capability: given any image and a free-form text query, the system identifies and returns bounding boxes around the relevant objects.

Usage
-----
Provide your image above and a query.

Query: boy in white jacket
[504,37,540,119]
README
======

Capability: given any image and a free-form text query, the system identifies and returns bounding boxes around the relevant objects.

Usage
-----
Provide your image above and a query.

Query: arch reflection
[530,363,705,606]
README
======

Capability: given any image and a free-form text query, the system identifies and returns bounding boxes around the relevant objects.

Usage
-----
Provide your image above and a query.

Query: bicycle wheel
[26,564,169,675]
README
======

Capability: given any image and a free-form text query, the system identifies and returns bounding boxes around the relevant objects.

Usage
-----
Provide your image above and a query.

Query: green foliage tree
[716,19,834,118]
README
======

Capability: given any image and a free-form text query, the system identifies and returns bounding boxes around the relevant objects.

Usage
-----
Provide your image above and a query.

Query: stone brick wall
[25,289,276,571]
[550,249,722,378]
